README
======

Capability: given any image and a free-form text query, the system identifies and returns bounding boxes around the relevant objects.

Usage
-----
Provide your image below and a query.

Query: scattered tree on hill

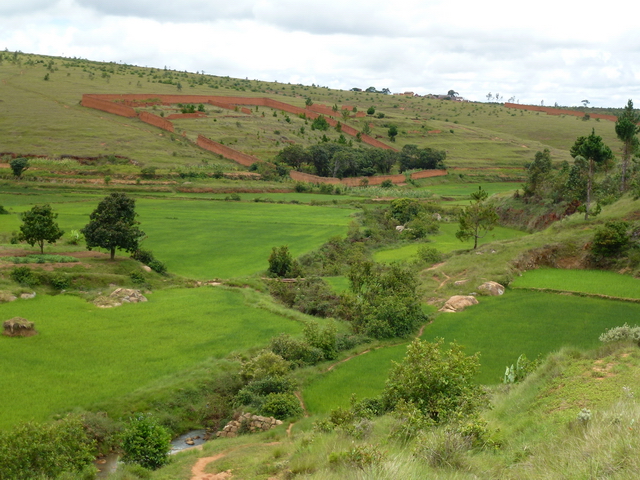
[9,157,29,178]
[341,109,350,123]
[523,148,553,199]
[570,129,614,220]
[456,186,499,249]
[388,125,398,142]
[367,106,375,115]
[447,89,459,99]
[311,115,330,131]
[18,204,64,254]
[615,99,640,192]
[591,221,630,261]
[82,193,145,260]
[305,97,313,107]
[382,338,483,422]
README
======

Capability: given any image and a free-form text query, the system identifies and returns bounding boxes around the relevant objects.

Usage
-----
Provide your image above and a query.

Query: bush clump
[599,323,640,345]
[9,266,39,286]
[0,416,96,479]
[120,414,171,470]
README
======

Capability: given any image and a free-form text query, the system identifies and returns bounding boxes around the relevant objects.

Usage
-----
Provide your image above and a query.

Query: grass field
[511,268,640,299]
[0,287,304,428]
[373,222,528,263]
[302,290,640,412]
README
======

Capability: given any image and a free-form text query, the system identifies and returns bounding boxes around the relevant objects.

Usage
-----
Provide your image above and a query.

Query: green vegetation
[1,51,640,479]
[18,203,64,254]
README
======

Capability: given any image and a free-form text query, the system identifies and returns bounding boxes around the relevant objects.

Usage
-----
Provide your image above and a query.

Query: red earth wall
[410,169,448,179]
[196,135,260,167]
[138,112,175,132]
[81,95,137,118]
[504,103,618,122]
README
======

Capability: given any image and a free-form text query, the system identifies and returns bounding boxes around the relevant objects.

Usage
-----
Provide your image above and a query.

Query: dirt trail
[293,391,309,417]
[190,442,280,480]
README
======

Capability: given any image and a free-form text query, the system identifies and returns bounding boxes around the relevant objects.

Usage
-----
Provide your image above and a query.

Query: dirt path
[190,442,280,480]
[293,391,309,417]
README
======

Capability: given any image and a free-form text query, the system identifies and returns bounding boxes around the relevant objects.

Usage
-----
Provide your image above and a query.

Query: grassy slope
[0,52,623,180]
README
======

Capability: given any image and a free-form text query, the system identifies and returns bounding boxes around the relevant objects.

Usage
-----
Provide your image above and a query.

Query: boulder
[93,288,148,308]
[477,281,505,296]
[3,317,37,337]
[439,295,478,313]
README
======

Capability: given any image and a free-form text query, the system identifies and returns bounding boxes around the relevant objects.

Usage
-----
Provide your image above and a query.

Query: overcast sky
[2,0,639,107]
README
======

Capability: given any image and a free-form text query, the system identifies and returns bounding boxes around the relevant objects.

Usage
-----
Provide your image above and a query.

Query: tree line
[275,143,446,179]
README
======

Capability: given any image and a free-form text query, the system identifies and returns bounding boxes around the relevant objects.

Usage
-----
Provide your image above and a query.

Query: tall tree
[19,204,64,253]
[570,129,614,220]
[523,149,553,199]
[82,193,145,260]
[615,99,640,192]
[456,186,498,249]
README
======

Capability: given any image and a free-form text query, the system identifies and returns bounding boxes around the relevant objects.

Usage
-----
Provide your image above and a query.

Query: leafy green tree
[121,414,171,470]
[382,338,483,422]
[523,148,553,199]
[388,125,398,142]
[18,204,64,253]
[9,157,29,178]
[615,99,640,192]
[305,97,313,106]
[341,109,350,123]
[447,89,459,98]
[570,129,614,220]
[367,106,375,115]
[82,193,145,260]
[345,262,427,338]
[456,187,498,249]
[399,144,446,172]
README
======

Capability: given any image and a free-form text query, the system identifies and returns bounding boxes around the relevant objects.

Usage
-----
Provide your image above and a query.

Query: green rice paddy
[0,287,303,428]
[302,290,640,411]
[511,268,640,300]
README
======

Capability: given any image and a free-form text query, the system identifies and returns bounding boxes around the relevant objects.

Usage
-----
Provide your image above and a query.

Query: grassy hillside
[0,51,624,183]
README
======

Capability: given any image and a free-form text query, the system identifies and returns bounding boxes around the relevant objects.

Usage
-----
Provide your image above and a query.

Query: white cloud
[0,0,639,106]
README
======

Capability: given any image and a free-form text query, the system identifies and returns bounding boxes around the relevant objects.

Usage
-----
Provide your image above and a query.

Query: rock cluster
[216,413,283,438]
[478,281,505,296]
[93,288,148,308]
[439,295,479,313]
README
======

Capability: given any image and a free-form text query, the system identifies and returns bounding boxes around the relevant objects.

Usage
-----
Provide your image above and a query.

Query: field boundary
[504,103,618,122]
[513,286,640,304]
[81,93,447,186]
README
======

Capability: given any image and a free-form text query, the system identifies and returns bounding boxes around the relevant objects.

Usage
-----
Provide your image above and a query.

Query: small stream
[94,429,210,477]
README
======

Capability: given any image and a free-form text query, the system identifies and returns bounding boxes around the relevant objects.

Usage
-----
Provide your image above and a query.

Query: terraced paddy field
[373,222,528,263]
[302,290,640,411]
[0,195,356,279]
[0,287,304,429]
[511,268,640,300]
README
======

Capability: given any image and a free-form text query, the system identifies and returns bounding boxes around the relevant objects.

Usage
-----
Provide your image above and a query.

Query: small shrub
[224,193,241,201]
[380,179,393,188]
[413,429,470,469]
[599,323,640,345]
[417,245,442,264]
[67,229,84,245]
[0,205,9,214]
[10,266,39,286]
[120,414,171,470]
[50,273,70,290]
[130,271,146,285]
[260,392,303,419]
[148,259,167,275]
[9,157,29,177]
[329,443,385,469]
